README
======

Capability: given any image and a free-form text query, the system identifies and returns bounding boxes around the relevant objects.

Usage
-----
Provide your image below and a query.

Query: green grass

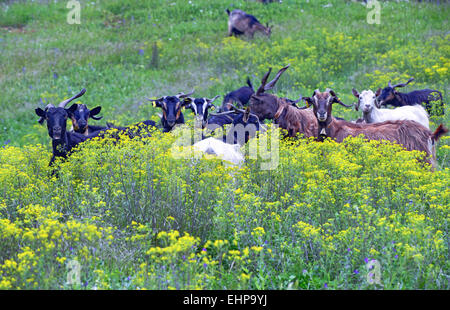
[0,0,449,290]
[0,0,448,149]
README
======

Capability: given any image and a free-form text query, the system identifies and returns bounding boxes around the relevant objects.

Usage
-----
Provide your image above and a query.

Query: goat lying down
[376,78,444,115]
[352,89,430,129]
[193,137,244,166]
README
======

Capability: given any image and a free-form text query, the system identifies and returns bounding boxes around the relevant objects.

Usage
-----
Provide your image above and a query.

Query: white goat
[352,89,430,129]
[193,137,244,166]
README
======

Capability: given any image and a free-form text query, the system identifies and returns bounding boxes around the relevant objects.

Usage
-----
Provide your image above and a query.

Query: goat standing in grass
[352,88,430,129]
[376,78,444,115]
[226,9,272,38]
[303,89,448,169]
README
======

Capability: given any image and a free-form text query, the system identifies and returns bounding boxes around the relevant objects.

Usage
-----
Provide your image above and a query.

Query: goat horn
[292,94,303,104]
[336,98,353,108]
[229,104,246,114]
[230,105,260,120]
[256,67,272,95]
[392,77,414,89]
[210,111,237,116]
[264,64,290,92]
[146,97,162,102]
[295,98,309,109]
[328,89,353,108]
[177,89,195,98]
[208,95,221,103]
[58,88,86,108]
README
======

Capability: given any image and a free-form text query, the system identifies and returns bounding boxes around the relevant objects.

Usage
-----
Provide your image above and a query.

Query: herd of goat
[35,64,447,170]
[33,7,447,170]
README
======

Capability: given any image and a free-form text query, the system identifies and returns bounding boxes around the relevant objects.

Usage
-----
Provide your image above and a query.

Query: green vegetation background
[0,0,449,290]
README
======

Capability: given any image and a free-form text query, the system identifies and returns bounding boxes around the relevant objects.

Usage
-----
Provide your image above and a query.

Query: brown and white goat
[226,9,272,38]
[303,89,448,168]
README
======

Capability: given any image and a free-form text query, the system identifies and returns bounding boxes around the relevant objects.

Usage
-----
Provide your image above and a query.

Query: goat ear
[352,88,360,98]
[303,97,313,108]
[375,99,381,109]
[375,88,381,97]
[35,108,46,123]
[147,98,163,108]
[182,97,193,106]
[89,106,102,117]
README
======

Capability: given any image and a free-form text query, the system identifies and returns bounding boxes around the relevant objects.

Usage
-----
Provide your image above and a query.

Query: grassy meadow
[0,0,449,289]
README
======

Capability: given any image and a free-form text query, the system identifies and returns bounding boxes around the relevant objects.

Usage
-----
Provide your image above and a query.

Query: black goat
[183,95,220,128]
[147,90,194,132]
[35,89,103,166]
[38,88,106,135]
[221,77,255,112]
[376,78,444,115]
[67,103,104,135]
[206,105,263,145]
[225,106,264,145]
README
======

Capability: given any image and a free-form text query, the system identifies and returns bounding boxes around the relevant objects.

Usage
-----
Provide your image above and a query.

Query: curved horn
[58,88,86,108]
[264,64,290,91]
[146,97,163,102]
[208,95,220,104]
[210,110,237,116]
[292,94,303,104]
[176,89,195,98]
[388,80,392,88]
[256,67,272,95]
[229,104,246,114]
[392,77,414,89]
[329,89,353,108]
